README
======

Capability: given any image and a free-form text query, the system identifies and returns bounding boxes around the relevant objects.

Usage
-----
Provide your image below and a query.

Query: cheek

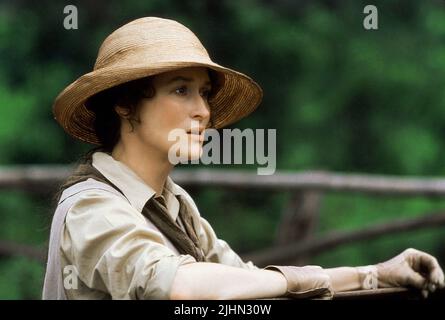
[161,105,186,130]
[137,99,187,148]
[157,102,187,138]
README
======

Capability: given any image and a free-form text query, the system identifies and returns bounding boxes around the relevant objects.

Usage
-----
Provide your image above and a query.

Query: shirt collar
[92,151,182,220]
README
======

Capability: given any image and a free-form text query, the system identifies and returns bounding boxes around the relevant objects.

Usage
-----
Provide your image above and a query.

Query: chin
[188,154,202,161]
[187,147,203,161]
[173,143,203,163]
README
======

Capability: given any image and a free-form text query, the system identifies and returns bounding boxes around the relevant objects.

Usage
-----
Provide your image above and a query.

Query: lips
[185,127,205,143]
[186,127,206,135]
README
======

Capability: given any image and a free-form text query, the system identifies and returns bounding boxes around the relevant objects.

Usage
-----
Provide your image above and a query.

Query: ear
[114,105,130,119]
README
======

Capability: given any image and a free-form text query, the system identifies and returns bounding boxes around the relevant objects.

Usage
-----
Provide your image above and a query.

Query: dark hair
[85,76,156,153]
[52,77,156,206]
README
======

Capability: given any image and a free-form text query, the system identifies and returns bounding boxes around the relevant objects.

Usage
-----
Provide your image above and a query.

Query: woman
[43,17,444,300]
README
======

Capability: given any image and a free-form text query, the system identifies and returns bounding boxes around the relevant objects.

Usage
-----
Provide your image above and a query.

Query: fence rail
[4,165,445,195]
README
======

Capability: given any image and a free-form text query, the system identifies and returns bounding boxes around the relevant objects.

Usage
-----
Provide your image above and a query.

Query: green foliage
[1,0,445,299]
[193,188,287,252]
[0,191,49,244]
[315,194,445,267]
[0,257,44,299]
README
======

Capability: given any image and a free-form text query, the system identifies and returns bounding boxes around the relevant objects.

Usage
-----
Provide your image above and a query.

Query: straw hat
[53,17,263,145]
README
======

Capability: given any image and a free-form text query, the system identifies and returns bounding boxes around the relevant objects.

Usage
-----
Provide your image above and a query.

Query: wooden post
[274,190,322,265]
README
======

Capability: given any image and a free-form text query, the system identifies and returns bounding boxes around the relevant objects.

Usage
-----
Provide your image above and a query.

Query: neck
[111,140,173,197]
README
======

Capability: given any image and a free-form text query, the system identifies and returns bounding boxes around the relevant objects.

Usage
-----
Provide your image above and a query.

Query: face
[116,67,212,163]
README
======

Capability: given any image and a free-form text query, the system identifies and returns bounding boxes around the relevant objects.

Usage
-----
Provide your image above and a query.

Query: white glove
[375,248,445,297]
[265,265,334,299]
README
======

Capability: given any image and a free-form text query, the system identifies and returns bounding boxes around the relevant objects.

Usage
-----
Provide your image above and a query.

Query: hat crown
[94,17,211,70]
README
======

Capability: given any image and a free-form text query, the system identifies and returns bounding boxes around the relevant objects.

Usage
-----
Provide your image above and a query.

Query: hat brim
[53,60,263,145]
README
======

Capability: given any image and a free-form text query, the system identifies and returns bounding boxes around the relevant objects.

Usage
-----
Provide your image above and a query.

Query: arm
[170,263,359,300]
[325,267,362,292]
[170,262,287,300]
[170,249,445,300]
[172,263,334,300]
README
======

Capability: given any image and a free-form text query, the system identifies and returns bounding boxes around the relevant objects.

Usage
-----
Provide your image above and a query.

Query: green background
[1,0,445,299]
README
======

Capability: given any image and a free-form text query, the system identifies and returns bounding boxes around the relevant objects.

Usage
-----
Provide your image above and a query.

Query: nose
[191,94,210,122]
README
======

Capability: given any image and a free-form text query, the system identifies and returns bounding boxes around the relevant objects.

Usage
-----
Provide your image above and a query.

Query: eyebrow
[167,76,211,87]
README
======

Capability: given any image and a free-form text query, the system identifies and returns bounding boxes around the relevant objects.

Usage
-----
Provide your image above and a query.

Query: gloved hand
[376,248,445,298]
[265,265,334,299]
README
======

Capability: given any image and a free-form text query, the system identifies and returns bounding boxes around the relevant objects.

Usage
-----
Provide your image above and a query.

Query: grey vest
[42,179,126,300]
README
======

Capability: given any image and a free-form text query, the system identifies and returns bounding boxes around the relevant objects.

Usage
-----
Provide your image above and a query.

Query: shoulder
[62,185,146,227]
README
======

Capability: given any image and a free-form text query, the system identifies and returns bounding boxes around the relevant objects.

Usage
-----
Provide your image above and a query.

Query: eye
[174,86,188,95]
[200,88,211,100]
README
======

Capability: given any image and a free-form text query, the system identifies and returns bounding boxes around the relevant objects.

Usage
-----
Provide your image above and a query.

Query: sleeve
[60,189,196,300]
[198,216,259,270]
